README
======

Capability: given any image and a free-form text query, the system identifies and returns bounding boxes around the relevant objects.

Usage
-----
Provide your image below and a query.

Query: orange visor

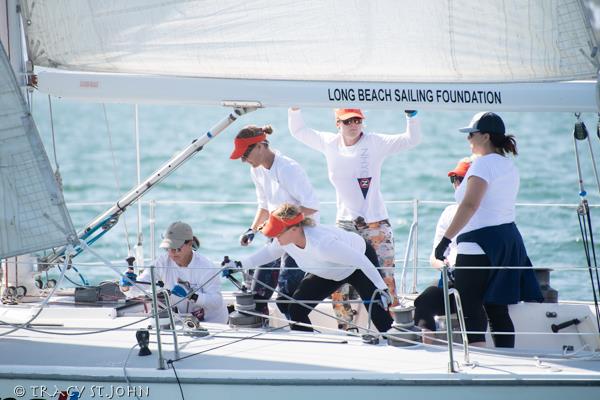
[335,108,365,121]
[447,158,472,177]
[230,134,267,159]
[260,212,305,238]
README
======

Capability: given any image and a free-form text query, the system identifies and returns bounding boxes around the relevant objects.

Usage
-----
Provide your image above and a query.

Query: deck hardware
[551,318,581,333]
[387,305,420,347]
[136,328,152,356]
[362,334,380,345]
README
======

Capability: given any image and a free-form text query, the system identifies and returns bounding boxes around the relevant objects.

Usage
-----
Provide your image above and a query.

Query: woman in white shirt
[228,203,394,332]
[413,157,472,335]
[230,125,320,316]
[434,112,542,348]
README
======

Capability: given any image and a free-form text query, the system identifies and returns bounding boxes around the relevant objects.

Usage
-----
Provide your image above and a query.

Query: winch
[386,305,421,347]
[228,291,265,328]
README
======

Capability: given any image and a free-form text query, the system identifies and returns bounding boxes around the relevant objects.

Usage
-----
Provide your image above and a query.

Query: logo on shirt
[357,177,372,198]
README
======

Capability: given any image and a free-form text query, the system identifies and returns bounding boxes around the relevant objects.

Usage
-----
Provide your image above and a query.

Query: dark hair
[489,133,518,156]
[235,124,273,145]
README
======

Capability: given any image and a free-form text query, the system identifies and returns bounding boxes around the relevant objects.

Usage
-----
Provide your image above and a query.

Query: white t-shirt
[240,225,387,290]
[454,153,519,255]
[251,151,320,222]
[136,252,228,323]
[431,204,458,266]
[288,109,421,223]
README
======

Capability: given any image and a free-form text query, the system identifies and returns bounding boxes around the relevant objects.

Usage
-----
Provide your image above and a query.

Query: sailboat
[1,1,600,399]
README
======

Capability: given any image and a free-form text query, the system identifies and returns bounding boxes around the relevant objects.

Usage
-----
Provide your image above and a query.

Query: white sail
[0,43,76,259]
[21,0,598,83]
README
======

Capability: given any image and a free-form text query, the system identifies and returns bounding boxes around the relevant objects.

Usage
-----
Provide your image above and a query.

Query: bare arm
[430,255,446,270]
[443,176,487,239]
[250,208,270,231]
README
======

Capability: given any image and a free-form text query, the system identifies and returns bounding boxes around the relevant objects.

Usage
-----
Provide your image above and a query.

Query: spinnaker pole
[40,105,259,267]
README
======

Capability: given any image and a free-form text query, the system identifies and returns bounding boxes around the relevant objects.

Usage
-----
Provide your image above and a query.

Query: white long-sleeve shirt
[240,225,387,290]
[288,109,421,223]
[136,252,228,323]
[251,152,320,222]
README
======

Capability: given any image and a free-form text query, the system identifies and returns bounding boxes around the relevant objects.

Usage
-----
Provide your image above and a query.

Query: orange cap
[335,108,365,121]
[230,134,266,160]
[260,212,305,238]
[447,157,472,177]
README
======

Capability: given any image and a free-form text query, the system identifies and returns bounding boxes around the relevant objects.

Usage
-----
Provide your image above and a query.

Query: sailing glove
[239,228,256,246]
[221,256,243,277]
[434,236,452,261]
[120,268,137,287]
[171,284,188,298]
[379,289,394,310]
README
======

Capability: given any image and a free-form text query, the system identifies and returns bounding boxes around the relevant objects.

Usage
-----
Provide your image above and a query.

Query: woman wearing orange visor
[223,203,393,332]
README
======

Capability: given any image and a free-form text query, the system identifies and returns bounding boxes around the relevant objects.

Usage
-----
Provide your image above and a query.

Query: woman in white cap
[224,203,394,332]
[434,112,542,348]
[121,221,228,323]
[288,107,421,325]
[230,125,320,316]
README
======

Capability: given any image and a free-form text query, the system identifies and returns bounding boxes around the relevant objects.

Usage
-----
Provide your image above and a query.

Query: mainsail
[20,0,599,82]
[0,42,76,259]
[19,0,600,111]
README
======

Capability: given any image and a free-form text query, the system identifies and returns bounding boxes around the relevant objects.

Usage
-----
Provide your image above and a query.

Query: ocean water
[29,95,600,301]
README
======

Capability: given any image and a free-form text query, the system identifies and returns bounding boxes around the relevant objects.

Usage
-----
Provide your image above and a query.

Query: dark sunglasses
[468,131,480,139]
[241,144,257,160]
[340,117,363,126]
[449,175,464,185]
[166,240,191,253]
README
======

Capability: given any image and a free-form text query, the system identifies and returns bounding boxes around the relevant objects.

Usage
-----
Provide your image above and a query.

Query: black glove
[434,236,452,261]
[239,228,256,246]
[404,110,418,117]
[221,256,243,277]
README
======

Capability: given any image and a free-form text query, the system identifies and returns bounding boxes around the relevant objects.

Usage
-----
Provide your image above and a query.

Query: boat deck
[1,299,599,400]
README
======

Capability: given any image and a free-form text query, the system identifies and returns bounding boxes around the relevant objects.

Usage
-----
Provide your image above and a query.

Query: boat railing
[62,197,598,300]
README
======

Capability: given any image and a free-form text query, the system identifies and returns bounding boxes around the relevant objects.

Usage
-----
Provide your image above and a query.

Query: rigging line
[572,123,600,330]
[102,103,132,254]
[585,130,600,195]
[122,344,144,400]
[0,249,71,338]
[168,324,288,364]
[47,95,63,191]
[246,271,381,336]
[169,362,185,400]
[581,204,600,329]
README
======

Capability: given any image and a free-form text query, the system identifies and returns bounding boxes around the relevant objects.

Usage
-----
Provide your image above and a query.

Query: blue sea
[30,95,600,301]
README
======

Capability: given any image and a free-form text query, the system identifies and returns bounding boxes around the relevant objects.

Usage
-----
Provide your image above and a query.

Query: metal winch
[386,305,421,347]
[228,291,266,328]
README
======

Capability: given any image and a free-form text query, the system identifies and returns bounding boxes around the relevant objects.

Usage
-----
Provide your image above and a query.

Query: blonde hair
[273,203,315,228]
[236,124,273,140]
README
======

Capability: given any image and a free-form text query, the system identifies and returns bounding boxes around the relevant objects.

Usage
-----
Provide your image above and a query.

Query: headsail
[0,43,77,259]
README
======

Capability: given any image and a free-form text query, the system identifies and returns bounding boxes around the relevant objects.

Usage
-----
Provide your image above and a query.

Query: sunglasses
[241,144,257,160]
[340,117,363,126]
[468,131,480,139]
[449,175,464,185]
[166,241,190,253]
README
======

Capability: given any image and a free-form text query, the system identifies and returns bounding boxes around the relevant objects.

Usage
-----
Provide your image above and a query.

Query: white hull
[1,295,599,400]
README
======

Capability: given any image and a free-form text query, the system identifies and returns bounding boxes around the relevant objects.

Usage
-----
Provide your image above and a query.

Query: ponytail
[490,133,518,156]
